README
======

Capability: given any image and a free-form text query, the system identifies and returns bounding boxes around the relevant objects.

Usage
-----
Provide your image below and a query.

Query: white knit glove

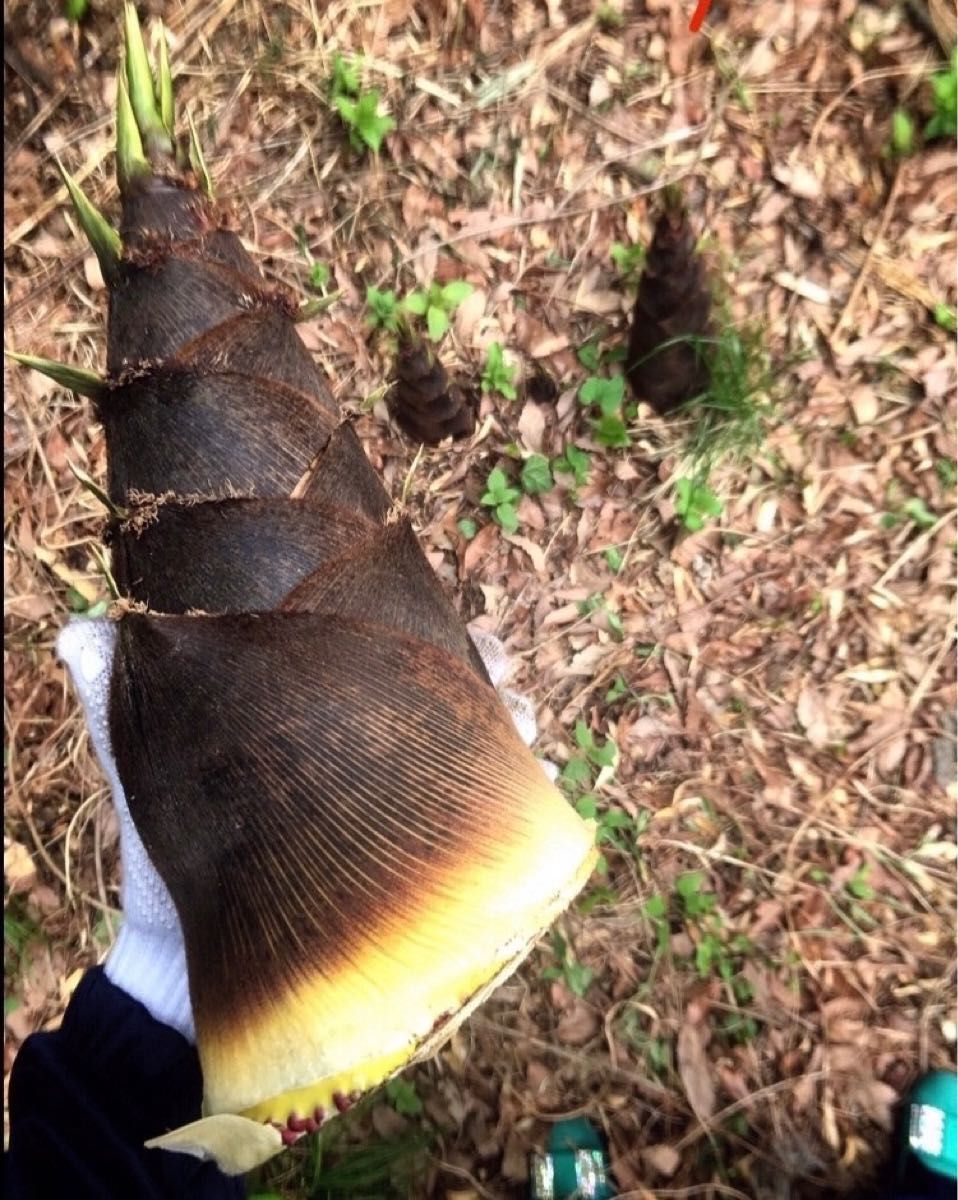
[58,620,194,1041]
[58,617,545,1041]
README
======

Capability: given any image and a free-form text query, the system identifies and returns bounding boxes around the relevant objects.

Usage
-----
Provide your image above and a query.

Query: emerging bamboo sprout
[625,193,713,415]
[388,331,478,444]
[13,7,597,1171]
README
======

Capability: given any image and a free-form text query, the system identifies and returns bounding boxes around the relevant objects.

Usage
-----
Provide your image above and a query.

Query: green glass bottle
[530,1118,615,1200]
[904,1070,957,1182]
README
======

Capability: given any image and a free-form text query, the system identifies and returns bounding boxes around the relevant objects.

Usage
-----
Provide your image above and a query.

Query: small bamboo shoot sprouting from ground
[626,191,713,416]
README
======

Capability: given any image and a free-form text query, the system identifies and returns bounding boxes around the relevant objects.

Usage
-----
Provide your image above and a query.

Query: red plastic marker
[689,0,713,32]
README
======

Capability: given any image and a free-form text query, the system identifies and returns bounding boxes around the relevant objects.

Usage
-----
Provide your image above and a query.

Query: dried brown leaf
[797,683,831,749]
[677,1016,715,1122]
[641,1143,681,1178]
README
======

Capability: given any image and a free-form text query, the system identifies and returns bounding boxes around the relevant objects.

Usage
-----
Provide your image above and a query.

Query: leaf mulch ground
[4,2,956,1197]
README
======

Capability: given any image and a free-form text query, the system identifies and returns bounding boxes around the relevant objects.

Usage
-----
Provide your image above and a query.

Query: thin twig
[829,162,907,351]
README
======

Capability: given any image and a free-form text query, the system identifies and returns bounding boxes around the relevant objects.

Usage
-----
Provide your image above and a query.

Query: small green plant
[365,286,402,333]
[714,44,755,113]
[63,0,90,21]
[366,280,473,344]
[384,1077,423,1117]
[557,720,631,873]
[644,892,671,955]
[308,260,331,292]
[845,863,874,902]
[719,976,760,1044]
[592,413,631,449]
[619,1008,673,1078]
[578,373,631,449]
[936,458,957,488]
[328,52,395,155]
[457,517,477,540]
[673,476,723,531]
[560,719,618,791]
[610,240,646,281]
[577,592,623,640]
[481,342,518,400]
[575,793,642,874]
[880,55,956,159]
[933,302,957,333]
[887,108,916,157]
[576,340,626,373]
[480,466,521,534]
[520,453,553,495]
[881,495,938,531]
[553,444,591,489]
[541,931,594,997]
[4,902,44,982]
[683,323,774,467]
[902,497,937,529]
[578,341,602,372]
[292,224,339,311]
[595,3,625,31]
[579,374,625,415]
[644,874,759,1040]
[330,53,361,99]
[334,88,395,155]
[403,280,473,342]
[675,870,717,920]
[65,586,109,618]
[926,51,958,140]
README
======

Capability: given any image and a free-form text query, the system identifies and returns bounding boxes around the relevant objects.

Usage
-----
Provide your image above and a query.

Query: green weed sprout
[403,280,473,342]
[610,240,646,282]
[480,466,521,533]
[365,286,402,334]
[553,444,591,489]
[541,931,594,997]
[481,342,517,400]
[578,373,632,449]
[926,51,957,140]
[329,55,394,155]
[674,476,723,532]
[520,453,553,495]
[887,108,916,157]
[335,90,395,154]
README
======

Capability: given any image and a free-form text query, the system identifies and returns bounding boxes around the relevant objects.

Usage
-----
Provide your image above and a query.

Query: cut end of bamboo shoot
[207,823,597,1125]
[110,611,599,1126]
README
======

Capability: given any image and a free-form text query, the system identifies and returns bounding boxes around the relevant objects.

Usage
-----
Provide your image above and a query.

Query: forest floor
[4,1,957,1197]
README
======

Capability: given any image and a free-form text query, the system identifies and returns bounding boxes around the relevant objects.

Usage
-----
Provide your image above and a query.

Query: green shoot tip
[5,351,105,399]
[123,2,173,156]
[116,71,151,191]
[54,158,121,278]
[186,110,213,198]
[154,24,175,136]
[69,462,127,522]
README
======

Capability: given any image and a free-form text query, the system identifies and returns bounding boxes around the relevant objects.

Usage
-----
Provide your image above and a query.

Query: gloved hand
[58,620,194,1041]
[58,617,546,1040]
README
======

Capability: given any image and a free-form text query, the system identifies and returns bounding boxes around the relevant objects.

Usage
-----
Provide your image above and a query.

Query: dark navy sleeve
[5,967,243,1200]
